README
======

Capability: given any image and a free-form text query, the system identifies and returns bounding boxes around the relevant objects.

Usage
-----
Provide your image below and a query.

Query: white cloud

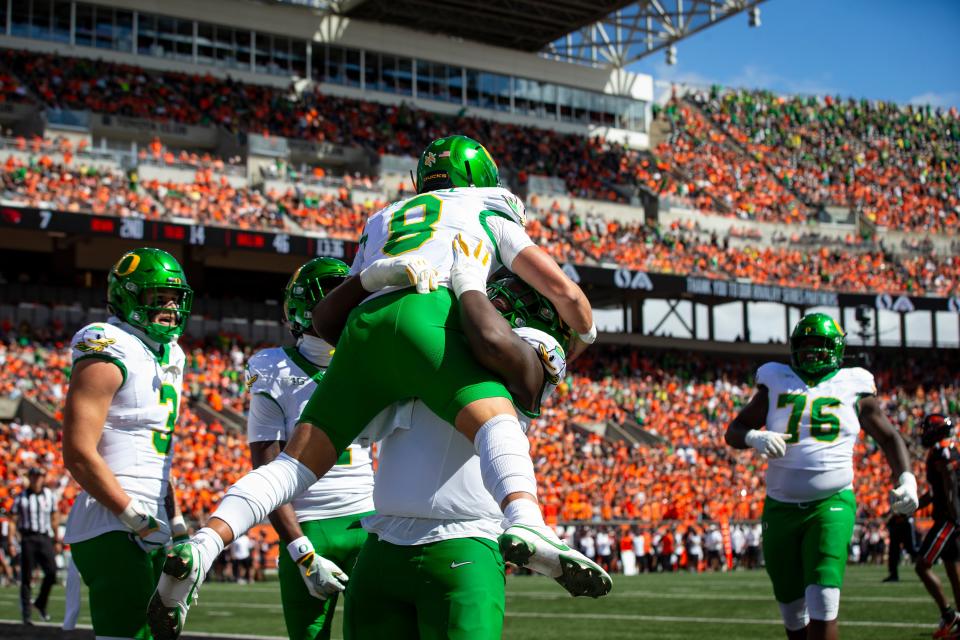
[908,91,960,108]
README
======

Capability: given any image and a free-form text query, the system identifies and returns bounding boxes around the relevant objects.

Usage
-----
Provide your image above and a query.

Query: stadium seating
[2,334,954,536]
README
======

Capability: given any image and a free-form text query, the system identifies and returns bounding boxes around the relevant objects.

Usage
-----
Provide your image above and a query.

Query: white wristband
[898,472,916,487]
[577,323,597,345]
[287,535,314,561]
[171,515,188,539]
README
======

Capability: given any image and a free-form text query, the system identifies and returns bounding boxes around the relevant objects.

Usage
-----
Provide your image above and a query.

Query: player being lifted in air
[149,136,608,639]
[725,313,918,640]
[62,248,192,639]
[339,238,597,639]
[914,414,960,639]
[245,257,374,640]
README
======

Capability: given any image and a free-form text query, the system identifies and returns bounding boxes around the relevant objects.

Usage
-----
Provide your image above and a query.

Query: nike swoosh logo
[449,561,473,569]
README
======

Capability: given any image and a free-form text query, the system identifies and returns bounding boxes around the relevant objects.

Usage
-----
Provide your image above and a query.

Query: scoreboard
[0,206,356,262]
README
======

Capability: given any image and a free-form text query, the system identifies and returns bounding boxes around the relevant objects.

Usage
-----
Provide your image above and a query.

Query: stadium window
[273,36,292,74]
[487,72,511,112]
[466,70,481,107]
[94,5,115,49]
[541,82,558,120]
[254,32,271,73]
[51,0,70,43]
[327,45,344,84]
[394,56,412,95]
[155,16,176,58]
[212,26,238,69]
[311,43,328,82]
[29,0,51,40]
[514,78,542,117]
[364,51,380,91]
[415,59,432,99]
[134,12,156,55]
[175,17,192,59]
[290,40,306,77]
[344,48,361,86]
[114,8,133,52]
[197,22,215,65]
[235,29,252,70]
[10,0,30,38]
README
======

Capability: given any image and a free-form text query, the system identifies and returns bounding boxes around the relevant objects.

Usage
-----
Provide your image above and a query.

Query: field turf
[0,564,941,639]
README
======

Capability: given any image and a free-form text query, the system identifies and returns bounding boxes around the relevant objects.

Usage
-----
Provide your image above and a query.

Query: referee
[14,467,59,625]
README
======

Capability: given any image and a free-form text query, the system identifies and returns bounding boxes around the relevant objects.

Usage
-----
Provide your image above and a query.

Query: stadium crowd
[1,48,957,231]
[1,327,956,574]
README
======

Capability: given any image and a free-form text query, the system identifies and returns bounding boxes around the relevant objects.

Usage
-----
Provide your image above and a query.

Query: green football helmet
[790,313,846,377]
[415,135,500,194]
[284,257,350,337]
[486,276,571,353]
[107,248,193,343]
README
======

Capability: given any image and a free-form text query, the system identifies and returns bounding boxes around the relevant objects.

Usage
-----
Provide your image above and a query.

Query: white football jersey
[246,343,374,521]
[64,318,184,544]
[361,327,563,545]
[350,187,533,299]
[757,362,876,503]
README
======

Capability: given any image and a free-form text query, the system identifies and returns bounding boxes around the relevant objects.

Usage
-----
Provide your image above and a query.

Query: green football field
[0,564,942,639]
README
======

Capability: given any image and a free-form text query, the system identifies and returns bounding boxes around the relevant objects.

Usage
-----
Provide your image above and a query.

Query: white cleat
[147,541,206,640]
[499,524,612,598]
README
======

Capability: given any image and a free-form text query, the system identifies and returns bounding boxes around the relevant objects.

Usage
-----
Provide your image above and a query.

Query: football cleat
[499,524,612,598]
[147,542,205,640]
[933,610,960,639]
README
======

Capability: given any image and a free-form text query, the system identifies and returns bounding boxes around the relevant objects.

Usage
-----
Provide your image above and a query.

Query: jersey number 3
[777,394,841,443]
[154,383,178,455]
[383,194,442,256]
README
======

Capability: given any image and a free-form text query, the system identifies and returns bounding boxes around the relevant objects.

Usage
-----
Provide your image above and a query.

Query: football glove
[744,430,790,458]
[450,233,491,298]
[287,536,348,600]
[118,498,170,550]
[360,256,438,294]
[890,472,919,514]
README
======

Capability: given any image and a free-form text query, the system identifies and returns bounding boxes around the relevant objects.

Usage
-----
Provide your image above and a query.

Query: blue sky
[628,0,960,108]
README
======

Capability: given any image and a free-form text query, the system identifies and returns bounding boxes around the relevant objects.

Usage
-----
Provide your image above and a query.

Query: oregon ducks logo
[114,253,141,277]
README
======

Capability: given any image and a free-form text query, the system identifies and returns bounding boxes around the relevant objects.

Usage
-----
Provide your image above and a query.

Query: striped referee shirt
[14,488,55,537]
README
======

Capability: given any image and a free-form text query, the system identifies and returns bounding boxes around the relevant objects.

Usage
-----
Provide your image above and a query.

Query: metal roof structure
[268,0,769,69]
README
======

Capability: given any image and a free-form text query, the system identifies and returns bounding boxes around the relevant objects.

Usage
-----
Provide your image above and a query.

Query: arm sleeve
[70,324,128,386]
[486,215,535,271]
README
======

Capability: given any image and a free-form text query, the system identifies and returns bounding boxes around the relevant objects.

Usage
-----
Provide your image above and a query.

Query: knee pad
[778,597,809,631]
[806,584,840,621]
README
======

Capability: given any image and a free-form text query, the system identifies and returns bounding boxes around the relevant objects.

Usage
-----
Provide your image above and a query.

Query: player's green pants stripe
[761,489,856,604]
[70,531,165,639]
[277,512,372,640]
[344,535,505,640]
[300,287,512,453]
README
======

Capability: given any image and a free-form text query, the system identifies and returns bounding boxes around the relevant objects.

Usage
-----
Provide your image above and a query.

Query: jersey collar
[108,316,171,365]
[789,365,840,387]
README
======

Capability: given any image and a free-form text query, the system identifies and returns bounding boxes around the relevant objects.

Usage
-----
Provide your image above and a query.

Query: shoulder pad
[476,187,526,226]
[245,348,286,396]
[843,367,877,395]
[755,361,787,388]
[71,322,129,363]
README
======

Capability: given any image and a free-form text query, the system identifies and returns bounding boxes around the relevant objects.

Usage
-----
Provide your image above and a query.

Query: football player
[725,313,917,640]
[62,247,192,639]
[149,136,601,639]
[245,257,373,640]
[914,414,960,639]
[344,243,611,639]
